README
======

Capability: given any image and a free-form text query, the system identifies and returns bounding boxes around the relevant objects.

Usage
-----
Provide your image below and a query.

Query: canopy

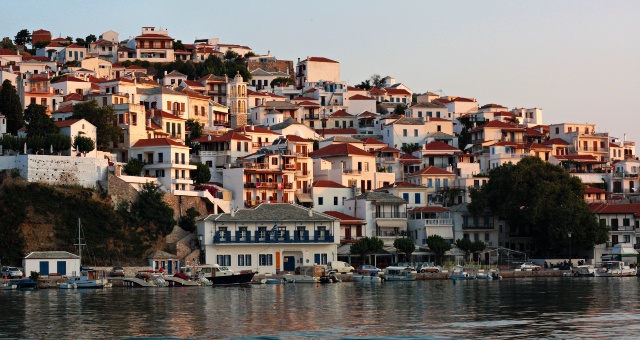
[425,226,454,240]
[295,193,313,203]
[611,243,638,257]
[376,220,407,228]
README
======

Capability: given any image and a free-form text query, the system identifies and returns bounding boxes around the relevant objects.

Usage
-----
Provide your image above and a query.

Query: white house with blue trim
[23,251,81,277]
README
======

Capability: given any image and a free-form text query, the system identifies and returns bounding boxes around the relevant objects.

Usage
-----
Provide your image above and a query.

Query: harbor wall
[0,155,109,188]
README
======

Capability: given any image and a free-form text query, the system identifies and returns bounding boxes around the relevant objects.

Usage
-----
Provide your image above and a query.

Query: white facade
[23,251,81,277]
[129,138,196,193]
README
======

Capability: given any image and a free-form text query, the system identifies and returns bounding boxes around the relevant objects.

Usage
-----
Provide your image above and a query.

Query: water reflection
[1,278,639,339]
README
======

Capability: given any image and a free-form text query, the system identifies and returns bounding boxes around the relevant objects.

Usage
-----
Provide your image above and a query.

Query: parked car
[1,266,23,279]
[109,266,125,277]
[520,262,542,271]
[327,261,355,274]
[416,263,441,273]
[357,265,382,275]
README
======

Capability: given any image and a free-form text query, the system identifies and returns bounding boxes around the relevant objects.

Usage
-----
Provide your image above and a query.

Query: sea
[1,277,639,339]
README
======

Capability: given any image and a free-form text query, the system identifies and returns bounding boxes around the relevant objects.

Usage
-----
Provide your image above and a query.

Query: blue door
[283,256,295,271]
[56,261,66,275]
[167,260,173,275]
[40,261,49,276]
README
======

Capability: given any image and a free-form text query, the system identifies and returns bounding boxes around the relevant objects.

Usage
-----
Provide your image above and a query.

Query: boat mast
[74,218,85,265]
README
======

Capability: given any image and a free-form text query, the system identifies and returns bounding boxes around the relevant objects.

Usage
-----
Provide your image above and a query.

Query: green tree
[71,100,122,150]
[178,207,201,232]
[469,156,609,256]
[26,135,46,154]
[24,104,58,138]
[73,135,95,156]
[354,79,372,90]
[0,79,24,134]
[270,77,293,88]
[455,238,473,261]
[1,38,16,51]
[131,182,176,237]
[123,158,146,176]
[370,74,384,89]
[224,50,239,60]
[14,29,31,46]
[47,134,71,155]
[401,143,421,155]
[191,162,211,184]
[75,37,86,47]
[394,104,408,115]
[426,235,451,265]
[350,236,384,264]
[470,241,486,262]
[393,237,415,263]
[174,40,186,50]
[85,34,97,45]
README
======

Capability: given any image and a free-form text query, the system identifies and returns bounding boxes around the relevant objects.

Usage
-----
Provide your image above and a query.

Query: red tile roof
[151,109,186,121]
[348,94,375,101]
[183,80,204,87]
[54,119,81,127]
[584,186,609,194]
[542,138,570,145]
[423,141,460,152]
[361,138,387,145]
[384,88,411,96]
[399,154,421,164]
[65,44,84,49]
[131,138,187,148]
[408,206,449,213]
[135,34,174,40]
[318,128,358,135]
[322,211,366,224]
[427,117,450,122]
[63,93,84,101]
[469,120,523,133]
[193,131,251,143]
[232,125,281,135]
[368,88,385,94]
[313,180,347,188]
[589,203,640,217]
[51,76,86,83]
[305,57,338,63]
[329,109,352,118]
[310,143,374,158]
[407,166,454,176]
[285,135,311,143]
[378,181,423,189]
[297,101,321,107]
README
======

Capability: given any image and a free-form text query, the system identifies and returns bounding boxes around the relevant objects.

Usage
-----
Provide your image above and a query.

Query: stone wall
[107,173,140,207]
[0,155,108,188]
[247,60,294,79]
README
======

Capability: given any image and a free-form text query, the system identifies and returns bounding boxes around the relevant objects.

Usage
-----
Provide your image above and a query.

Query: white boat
[382,266,416,281]
[574,265,595,277]
[63,219,106,289]
[353,274,383,283]
[594,261,637,277]
[449,266,476,280]
[58,282,77,289]
[283,265,324,283]
[183,264,256,286]
[475,272,492,280]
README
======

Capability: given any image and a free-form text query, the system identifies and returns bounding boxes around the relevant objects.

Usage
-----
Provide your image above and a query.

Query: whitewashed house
[23,251,81,277]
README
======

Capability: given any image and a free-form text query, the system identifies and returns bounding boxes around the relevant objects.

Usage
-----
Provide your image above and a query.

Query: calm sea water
[1,277,640,339]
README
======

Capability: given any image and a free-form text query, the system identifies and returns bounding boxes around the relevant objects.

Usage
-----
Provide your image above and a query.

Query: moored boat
[283,265,324,283]
[382,266,417,281]
[449,266,476,280]
[574,265,595,277]
[12,278,38,289]
[594,261,636,277]
[353,273,383,283]
[183,264,256,286]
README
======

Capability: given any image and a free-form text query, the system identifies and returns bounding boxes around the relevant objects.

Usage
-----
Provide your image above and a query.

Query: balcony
[304,114,320,120]
[462,223,494,230]
[343,169,362,175]
[212,230,334,243]
[172,109,185,116]
[377,157,397,164]
[613,172,639,178]
[172,177,193,184]
[245,200,290,207]
[207,90,226,96]
[199,150,229,157]
[295,169,310,177]
[375,212,407,219]
[577,147,608,153]
[424,218,453,226]
[610,225,634,232]
[283,164,296,170]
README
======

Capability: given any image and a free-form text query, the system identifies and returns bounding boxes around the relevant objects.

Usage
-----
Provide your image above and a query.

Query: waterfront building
[197,203,339,273]
[589,203,640,262]
[343,191,408,246]
[129,138,195,192]
[23,251,80,277]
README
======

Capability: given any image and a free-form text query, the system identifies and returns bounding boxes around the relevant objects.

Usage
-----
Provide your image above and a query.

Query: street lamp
[568,232,572,266]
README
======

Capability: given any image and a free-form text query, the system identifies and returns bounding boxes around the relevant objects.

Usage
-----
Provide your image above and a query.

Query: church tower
[228,72,248,129]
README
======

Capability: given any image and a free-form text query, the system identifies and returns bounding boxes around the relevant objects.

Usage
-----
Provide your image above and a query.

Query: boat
[594,261,636,277]
[0,282,17,290]
[449,266,476,280]
[58,282,77,289]
[164,272,200,287]
[475,272,492,280]
[283,265,324,283]
[12,278,38,289]
[353,273,383,283]
[574,265,595,277]
[63,219,106,289]
[382,266,417,281]
[183,264,256,286]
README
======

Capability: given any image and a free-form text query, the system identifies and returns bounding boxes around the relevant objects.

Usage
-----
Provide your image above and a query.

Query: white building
[129,138,196,193]
[311,180,354,213]
[295,56,340,89]
[23,251,81,277]
[54,119,98,158]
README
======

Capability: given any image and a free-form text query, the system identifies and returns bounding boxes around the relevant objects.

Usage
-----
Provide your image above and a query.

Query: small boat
[164,272,200,287]
[183,264,256,286]
[594,261,636,277]
[0,282,17,290]
[475,272,492,280]
[283,265,324,283]
[12,278,38,289]
[64,219,107,289]
[58,282,77,289]
[449,266,476,280]
[382,266,417,281]
[574,265,595,277]
[353,274,383,283]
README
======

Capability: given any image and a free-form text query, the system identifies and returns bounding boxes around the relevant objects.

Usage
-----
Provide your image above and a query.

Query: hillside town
[1,26,639,276]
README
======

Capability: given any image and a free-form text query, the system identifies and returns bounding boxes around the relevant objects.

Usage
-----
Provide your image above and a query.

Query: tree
[350,236,384,264]
[14,29,31,46]
[123,158,147,176]
[1,38,16,51]
[132,182,176,237]
[354,79,371,90]
[191,162,211,184]
[401,143,421,155]
[64,36,74,44]
[0,79,24,134]
[455,238,473,261]
[469,156,609,256]
[426,235,451,265]
[393,104,408,115]
[85,34,97,45]
[270,77,293,88]
[470,241,486,262]
[224,50,239,60]
[75,37,86,47]
[24,104,58,138]
[178,207,201,232]
[174,40,185,50]
[26,135,46,154]
[47,134,71,155]
[394,237,415,263]
[370,74,385,89]
[71,100,122,150]
[73,135,95,156]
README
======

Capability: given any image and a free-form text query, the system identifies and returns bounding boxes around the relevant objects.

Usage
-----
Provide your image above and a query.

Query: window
[271,157,278,165]
[402,193,409,202]
[403,129,407,137]
[335,121,339,128]
[334,197,338,205]
[237,141,241,151]
[415,193,421,204]
[414,129,418,137]
[318,197,324,205]
[258,227,267,240]
[418,111,422,117]
[624,235,631,244]
[216,255,231,266]
[623,218,630,226]
[485,233,490,241]
[296,226,306,240]
[314,253,328,265]
[158,153,164,163]
[427,179,433,188]
[259,254,273,266]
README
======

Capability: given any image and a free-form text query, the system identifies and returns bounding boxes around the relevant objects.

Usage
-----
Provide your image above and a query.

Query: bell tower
[228,72,248,129]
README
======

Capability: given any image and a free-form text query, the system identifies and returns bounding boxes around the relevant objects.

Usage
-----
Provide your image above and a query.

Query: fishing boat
[12,278,38,289]
[62,219,107,289]
[449,266,476,280]
[382,266,417,281]
[594,261,636,277]
[283,265,323,283]
[183,264,256,286]
[573,265,595,277]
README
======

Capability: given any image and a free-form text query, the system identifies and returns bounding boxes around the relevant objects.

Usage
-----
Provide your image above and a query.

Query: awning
[337,244,352,255]
[376,220,407,228]
[295,193,313,203]
[425,226,454,240]
[611,244,638,257]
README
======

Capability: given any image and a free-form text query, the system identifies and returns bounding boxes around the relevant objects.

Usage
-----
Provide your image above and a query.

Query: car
[109,266,125,277]
[327,261,355,274]
[416,263,441,273]
[520,262,542,271]
[1,266,23,279]
[357,265,383,275]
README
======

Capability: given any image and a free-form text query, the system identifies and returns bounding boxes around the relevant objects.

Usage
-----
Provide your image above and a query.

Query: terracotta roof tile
[407,166,454,176]
[131,138,187,148]
[348,94,375,100]
[317,128,358,135]
[313,180,347,188]
[310,143,374,158]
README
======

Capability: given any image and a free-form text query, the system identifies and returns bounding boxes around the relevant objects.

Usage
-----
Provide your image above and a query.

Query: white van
[327,261,355,274]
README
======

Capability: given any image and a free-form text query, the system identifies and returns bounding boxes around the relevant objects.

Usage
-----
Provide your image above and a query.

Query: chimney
[308,208,313,217]
[207,134,211,141]
[164,70,167,76]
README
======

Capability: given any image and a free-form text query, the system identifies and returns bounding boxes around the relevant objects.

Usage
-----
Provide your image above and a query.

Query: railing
[613,172,639,178]
[295,170,309,176]
[283,164,296,170]
[252,142,269,148]
[578,147,607,152]
[343,169,362,175]
[610,226,634,231]
[462,223,494,230]
[359,123,375,128]
[30,87,50,93]
[213,230,334,243]
[170,133,183,139]
[199,150,229,156]
[377,157,396,164]
[242,162,269,169]
[295,153,308,157]
[424,218,453,226]
[375,212,407,219]
[284,183,294,189]
[207,90,226,96]
[304,114,320,119]
[172,109,185,116]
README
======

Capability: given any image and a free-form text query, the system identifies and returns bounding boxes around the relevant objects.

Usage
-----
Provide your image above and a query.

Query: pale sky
[2,0,638,143]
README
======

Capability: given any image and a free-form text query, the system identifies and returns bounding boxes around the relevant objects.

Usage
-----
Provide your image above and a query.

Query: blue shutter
[56,261,66,275]
[314,254,320,265]
[39,261,50,276]
[415,193,421,204]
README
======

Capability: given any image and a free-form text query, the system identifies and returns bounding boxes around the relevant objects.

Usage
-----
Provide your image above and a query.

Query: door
[283,256,296,272]
[56,261,66,275]
[345,227,352,241]
[40,261,50,276]
[168,260,173,275]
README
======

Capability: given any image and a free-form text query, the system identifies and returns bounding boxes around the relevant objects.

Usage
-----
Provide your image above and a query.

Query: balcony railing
[213,230,334,243]
[199,150,229,156]
[462,223,494,230]
[610,226,634,232]
[283,164,296,170]
[424,218,453,226]
[295,170,310,176]
[245,200,290,207]
[207,90,226,96]
[613,172,639,178]
[577,147,607,152]
[304,114,320,119]
[375,212,407,219]
[377,157,396,164]
[343,169,362,175]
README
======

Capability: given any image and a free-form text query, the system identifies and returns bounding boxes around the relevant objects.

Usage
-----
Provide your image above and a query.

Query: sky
[2,0,638,143]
